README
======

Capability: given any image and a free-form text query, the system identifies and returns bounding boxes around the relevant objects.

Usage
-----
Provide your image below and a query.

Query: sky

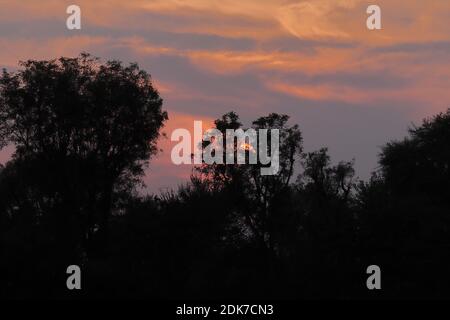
[1,0,450,194]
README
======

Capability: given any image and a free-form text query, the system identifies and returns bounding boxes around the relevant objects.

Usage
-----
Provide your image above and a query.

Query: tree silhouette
[0,53,167,257]
[194,112,303,254]
[356,109,450,297]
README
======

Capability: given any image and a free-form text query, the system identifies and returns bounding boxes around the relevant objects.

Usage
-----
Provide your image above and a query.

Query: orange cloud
[276,0,361,40]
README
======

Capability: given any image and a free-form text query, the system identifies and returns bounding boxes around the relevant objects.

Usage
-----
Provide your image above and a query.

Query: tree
[380,109,450,201]
[300,148,355,203]
[0,53,168,254]
[355,109,450,297]
[194,112,303,253]
[297,147,356,253]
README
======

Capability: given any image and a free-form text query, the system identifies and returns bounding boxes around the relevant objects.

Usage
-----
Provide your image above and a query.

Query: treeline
[1,54,450,299]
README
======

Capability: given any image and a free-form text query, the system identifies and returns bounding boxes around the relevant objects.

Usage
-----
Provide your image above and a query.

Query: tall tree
[194,112,303,252]
[0,53,168,253]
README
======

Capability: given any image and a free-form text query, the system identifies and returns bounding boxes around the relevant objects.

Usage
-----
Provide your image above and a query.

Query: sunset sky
[1,0,450,193]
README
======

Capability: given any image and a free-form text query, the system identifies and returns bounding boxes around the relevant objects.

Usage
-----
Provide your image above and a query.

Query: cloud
[276,0,361,40]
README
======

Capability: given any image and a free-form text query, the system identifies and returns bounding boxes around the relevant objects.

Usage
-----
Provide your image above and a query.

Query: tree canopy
[0,53,167,257]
